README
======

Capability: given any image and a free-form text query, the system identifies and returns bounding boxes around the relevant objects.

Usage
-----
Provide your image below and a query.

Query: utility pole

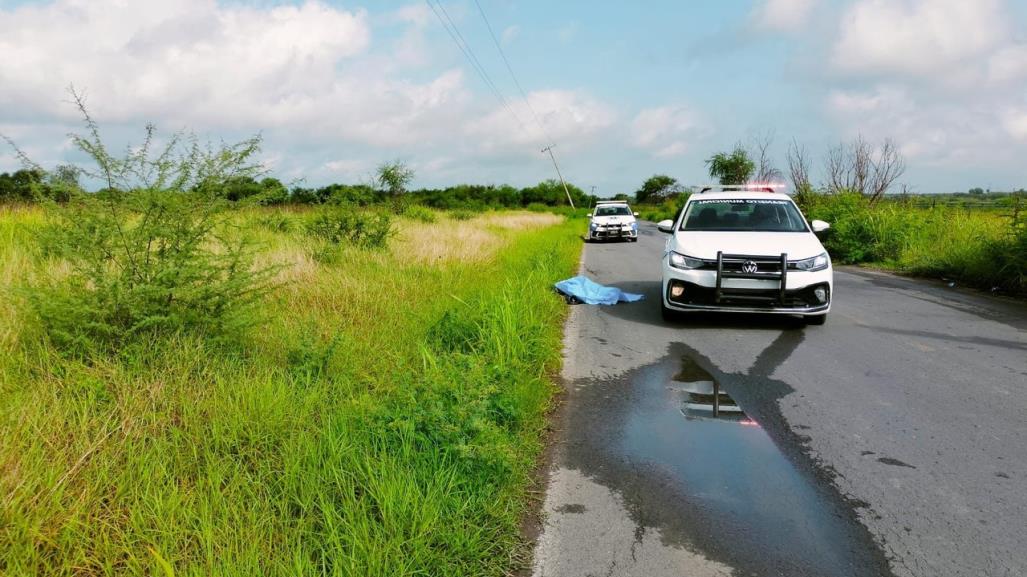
[542,145,575,209]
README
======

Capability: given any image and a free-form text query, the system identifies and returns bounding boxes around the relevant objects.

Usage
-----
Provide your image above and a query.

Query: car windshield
[680,199,808,232]
[595,205,632,216]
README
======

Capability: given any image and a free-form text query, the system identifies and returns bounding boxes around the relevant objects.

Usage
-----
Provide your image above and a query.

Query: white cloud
[832,0,1008,77]
[501,25,520,45]
[0,0,372,123]
[1002,108,1027,141]
[465,90,616,153]
[0,0,629,188]
[323,158,373,178]
[824,85,1019,166]
[630,105,707,158]
[750,0,818,32]
[988,45,1027,83]
[392,3,430,28]
[818,0,1027,175]
[0,0,483,149]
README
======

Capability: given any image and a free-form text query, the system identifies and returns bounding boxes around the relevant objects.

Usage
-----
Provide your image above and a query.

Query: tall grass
[0,207,581,576]
[803,192,1026,294]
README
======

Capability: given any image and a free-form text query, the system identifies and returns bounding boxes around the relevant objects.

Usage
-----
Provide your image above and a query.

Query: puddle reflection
[674,358,756,425]
[617,352,880,576]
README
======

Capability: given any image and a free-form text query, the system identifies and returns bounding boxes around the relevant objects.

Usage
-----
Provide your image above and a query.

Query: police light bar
[697,183,787,194]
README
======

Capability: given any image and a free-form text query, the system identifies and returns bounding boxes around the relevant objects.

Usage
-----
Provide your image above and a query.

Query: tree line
[0,163,596,211]
[631,132,909,206]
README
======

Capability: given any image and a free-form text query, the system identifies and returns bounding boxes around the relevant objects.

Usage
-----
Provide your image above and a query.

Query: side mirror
[811,220,830,233]
[633,212,639,217]
[586,213,593,218]
[657,219,674,233]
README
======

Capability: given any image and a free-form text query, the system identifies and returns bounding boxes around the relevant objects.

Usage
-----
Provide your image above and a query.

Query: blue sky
[2,0,1026,194]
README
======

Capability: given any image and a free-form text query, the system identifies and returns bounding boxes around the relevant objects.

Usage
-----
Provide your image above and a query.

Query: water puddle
[614,352,888,576]
[675,361,753,424]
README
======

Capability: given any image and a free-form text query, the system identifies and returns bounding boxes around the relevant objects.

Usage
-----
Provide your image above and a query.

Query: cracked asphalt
[530,222,1027,577]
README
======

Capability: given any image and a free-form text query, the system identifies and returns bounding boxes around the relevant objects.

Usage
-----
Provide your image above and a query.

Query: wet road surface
[530,222,1027,577]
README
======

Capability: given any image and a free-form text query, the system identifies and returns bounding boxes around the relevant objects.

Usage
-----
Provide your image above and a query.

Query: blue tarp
[554,275,645,305]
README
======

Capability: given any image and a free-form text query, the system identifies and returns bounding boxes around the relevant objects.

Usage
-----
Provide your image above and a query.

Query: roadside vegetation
[628,133,1027,296]
[0,101,582,575]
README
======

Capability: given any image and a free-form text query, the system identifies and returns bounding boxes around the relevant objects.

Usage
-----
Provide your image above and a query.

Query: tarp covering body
[554,275,645,305]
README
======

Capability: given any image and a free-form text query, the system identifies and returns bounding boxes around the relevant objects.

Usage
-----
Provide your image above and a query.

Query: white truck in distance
[587,201,639,242]
[657,186,833,325]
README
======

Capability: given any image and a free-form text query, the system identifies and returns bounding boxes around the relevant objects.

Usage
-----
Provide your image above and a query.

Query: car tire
[805,314,827,326]
[661,302,682,323]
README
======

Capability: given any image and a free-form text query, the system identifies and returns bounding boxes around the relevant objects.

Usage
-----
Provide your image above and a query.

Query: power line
[471,0,553,147]
[425,0,577,208]
[425,0,528,133]
[542,145,575,209]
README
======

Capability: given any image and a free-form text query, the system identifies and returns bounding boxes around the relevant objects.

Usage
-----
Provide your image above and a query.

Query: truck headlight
[669,251,704,270]
[793,252,830,272]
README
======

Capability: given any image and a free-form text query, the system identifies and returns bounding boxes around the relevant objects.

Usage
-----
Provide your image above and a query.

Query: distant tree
[787,138,813,194]
[612,193,630,201]
[0,169,45,203]
[634,174,682,204]
[969,187,985,195]
[376,160,415,197]
[824,135,905,203]
[221,176,262,201]
[706,146,755,185]
[749,130,783,183]
[257,177,289,205]
[50,164,80,187]
[519,179,588,207]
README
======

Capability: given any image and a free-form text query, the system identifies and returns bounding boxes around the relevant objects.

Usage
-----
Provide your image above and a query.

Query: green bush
[403,204,437,223]
[449,209,476,221]
[636,195,689,223]
[802,191,1026,295]
[254,212,295,233]
[18,91,277,355]
[34,190,276,354]
[305,207,393,250]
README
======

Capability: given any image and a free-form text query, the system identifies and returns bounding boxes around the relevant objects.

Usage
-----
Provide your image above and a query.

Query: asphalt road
[530,222,1027,577]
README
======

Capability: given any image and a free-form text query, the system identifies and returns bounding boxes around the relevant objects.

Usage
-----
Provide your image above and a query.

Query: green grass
[0,206,581,576]
[802,192,1026,294]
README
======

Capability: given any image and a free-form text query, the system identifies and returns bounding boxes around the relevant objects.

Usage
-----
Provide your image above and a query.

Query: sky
[1,0,1026,195]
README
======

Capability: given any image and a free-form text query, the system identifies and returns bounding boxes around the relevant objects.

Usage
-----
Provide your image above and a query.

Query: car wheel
[805,314,827,326]
[661,302,682,323]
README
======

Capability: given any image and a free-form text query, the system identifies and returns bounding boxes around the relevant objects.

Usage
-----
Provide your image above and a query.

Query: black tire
[805,314,827,326]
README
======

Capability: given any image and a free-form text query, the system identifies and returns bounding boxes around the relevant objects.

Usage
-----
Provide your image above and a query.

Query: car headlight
[793,252,830,272]
[590,222,598,229]
[668,251,704,270]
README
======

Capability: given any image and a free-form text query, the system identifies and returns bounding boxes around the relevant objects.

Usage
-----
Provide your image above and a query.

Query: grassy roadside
[0,207,582,576]
[801,193,1026,295]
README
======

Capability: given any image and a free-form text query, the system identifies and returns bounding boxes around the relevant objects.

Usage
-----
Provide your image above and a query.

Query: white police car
[657,186,832,325]
[587,201,639,242]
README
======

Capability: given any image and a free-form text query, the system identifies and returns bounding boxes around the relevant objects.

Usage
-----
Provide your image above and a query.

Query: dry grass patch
[396,219,503,264]
[394,211,565,265]
[481,212,563,230]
